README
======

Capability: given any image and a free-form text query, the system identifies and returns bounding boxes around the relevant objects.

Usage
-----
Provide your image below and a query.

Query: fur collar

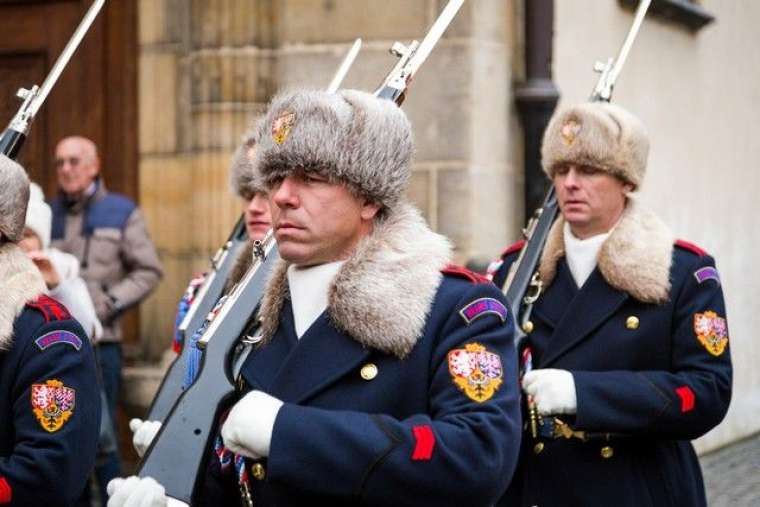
[258,201,452,358]
[539,198,673,304]
[0,243,47,350]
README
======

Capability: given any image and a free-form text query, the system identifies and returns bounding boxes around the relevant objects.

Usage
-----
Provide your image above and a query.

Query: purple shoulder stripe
[459,298,508,326]
[35,331,83,351]
[694,266,720,285]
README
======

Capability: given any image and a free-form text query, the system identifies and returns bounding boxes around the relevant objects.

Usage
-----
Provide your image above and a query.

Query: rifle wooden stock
[147,216,248,421]
[137,234,279,504]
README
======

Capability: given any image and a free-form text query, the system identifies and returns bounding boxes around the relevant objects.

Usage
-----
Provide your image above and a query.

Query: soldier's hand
[129,418,162,457]
[27,250,61,289]
[522,369,577,415]
[106,476,177,507]
[221,390,283,459]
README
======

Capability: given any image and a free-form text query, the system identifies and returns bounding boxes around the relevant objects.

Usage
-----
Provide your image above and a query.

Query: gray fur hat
[252,89,413,209]
[541,102,649,189]
[0,155,30,243]
[229,118,267,199]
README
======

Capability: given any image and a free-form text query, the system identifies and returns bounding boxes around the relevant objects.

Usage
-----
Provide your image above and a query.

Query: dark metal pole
[514,0,560,220]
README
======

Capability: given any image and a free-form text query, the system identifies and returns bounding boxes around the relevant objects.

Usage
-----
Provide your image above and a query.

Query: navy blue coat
[0,296,100,506]
[492,241,732,507]
[202,272,522,506]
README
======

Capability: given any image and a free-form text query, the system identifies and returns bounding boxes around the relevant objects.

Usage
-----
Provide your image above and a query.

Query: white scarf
[286,260,345,338]
[563,222,609,288]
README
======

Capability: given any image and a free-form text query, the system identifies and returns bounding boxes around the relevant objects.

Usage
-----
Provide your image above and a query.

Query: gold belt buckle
[552,418,587,441]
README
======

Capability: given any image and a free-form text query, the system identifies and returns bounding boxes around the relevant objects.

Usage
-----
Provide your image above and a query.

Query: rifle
[0,0,105,159]
[146,218,247,421]
[145,38,363,422]
[501,0,652,346]
[138,0,463,499]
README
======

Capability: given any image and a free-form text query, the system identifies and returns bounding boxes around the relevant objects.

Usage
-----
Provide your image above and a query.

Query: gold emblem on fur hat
[272,111,296,145]
[560,119,581,145]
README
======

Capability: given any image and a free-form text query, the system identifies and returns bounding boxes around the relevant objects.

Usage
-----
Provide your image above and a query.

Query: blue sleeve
[0,319,100,506]
[573,254,732,439]
[267,283,521,506]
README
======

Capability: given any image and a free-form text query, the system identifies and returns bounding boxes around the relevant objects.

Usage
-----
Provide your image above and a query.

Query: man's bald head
[55,136,100,198]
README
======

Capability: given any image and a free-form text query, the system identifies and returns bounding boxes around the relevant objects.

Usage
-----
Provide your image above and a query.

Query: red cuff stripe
[0,477,12,504]
[675,386,695,413]
[411,425,435,461]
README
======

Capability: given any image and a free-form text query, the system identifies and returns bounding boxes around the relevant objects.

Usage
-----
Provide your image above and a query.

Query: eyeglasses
[54,156,81,168]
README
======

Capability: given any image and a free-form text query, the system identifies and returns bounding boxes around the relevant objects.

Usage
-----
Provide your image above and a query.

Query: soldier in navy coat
[108,89,522,506]
[490,102,732,507]
[0,155,100,506]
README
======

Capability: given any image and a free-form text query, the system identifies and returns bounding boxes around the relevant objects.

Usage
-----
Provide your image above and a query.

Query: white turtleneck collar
[286,260,345,338]
[563,222,610,288]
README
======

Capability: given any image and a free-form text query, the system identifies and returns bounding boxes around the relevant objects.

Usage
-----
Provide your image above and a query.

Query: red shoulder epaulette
[441,264,490,284]
[26,295,72,322]
[675,239,707,257]
[501,240,526,258]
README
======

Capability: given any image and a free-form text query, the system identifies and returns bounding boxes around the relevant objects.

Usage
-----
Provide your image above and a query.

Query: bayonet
[590,0,652,102]
[375,0,465,104]
[327,38,362,93]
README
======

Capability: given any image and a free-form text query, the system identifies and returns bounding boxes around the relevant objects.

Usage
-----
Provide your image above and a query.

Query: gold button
[522,321,535,334]
[360,363,378,381]
[625,316,639,330]
[600,446,614,459]
[533,442,544,454]
[251,463,266,481]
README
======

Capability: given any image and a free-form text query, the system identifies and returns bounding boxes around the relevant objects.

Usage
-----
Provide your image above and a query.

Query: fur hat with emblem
[229,117,267,199]
[252,89,413,210]
[541,101,649,189]
[0,155,30,243]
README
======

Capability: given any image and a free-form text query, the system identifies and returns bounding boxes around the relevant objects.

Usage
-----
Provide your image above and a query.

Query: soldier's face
[269,173,380,266]
[242,192,272,241]
[553,163,632,239]
[55,139,99,197]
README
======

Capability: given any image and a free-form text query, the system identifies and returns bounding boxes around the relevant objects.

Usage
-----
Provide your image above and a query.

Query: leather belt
[529,416,626,442]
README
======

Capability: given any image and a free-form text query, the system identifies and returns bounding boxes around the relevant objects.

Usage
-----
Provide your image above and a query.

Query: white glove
[221,390,283,459]
[130,418,162,458]
[522,369,577,416]
[107,476,188,507]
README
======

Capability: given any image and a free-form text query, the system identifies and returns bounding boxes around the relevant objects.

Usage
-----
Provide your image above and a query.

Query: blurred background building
[0,0,755,464]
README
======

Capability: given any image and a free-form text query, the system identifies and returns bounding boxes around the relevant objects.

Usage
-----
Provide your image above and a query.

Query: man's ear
[360,202,382,221]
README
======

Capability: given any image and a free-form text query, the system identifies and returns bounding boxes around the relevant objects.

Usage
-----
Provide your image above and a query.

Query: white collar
[286,260,345,338]
[563,222,609,288]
